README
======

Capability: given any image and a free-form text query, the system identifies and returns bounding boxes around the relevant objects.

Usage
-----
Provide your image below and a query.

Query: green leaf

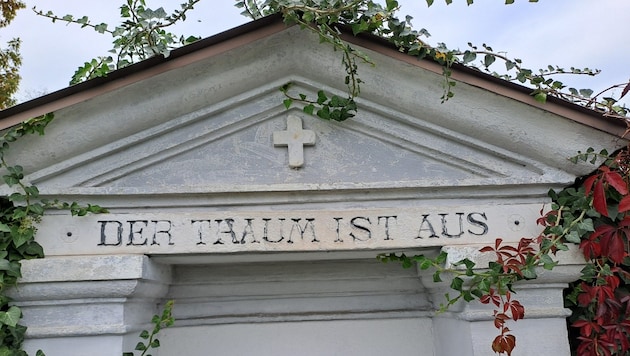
[0,306,21,327]
[579,88,593,97]
[565,230,581,243]
[386,0,399,11]
[462,51,476,64]
[316,91,328,105]
[140,330,150,339]
[521,266,537,279]
[419,259,432,270]
[135,342,147,351]
[283,99,292,109]
[534,92,547,103]
[450,277,464,291]
[540,254,558,270]
[303,104,315,116]
[483,54,495,67]
[435,251,447,265]
[0,259,11,271]
[0,223,10,233]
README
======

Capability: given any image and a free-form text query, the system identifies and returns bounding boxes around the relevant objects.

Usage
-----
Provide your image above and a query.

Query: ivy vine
[237,0,628,124]
[34,0,201,85]
[0,113,107,354]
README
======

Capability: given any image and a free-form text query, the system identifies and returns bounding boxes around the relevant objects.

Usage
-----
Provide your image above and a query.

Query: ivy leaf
[140,330,150,339]
[462,51,476,64]
[565,230,581,243]
[521,265,537,279]
[135,342,147,351]
[303,104,315,115]
[450,277,464,291]
[432,270,442,282]
[579,88,593,98]
[385,0,398,11]
[534,92,547,103]
[483,54,495,68]
[0,223,10,233]
[0,306,21,327]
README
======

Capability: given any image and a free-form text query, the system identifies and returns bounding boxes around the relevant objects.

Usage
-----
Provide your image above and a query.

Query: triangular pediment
[23,78,565,193]
[3,24,624,207]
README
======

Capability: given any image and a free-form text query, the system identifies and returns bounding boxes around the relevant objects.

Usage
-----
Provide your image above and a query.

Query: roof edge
[0,13,627,138]
[340,28,628,138]
[0,14,286,128]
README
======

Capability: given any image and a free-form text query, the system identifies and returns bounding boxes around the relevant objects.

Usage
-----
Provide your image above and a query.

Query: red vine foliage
[565,148,630,356]
[381,146,630,356]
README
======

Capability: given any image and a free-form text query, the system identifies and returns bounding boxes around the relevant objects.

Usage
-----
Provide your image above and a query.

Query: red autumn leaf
[579,235,601,260]
[593,178,608,217]
[494,313,509,328]
[577,283,596,307]
[584,174,599,196]
[604,231,626,264]
[604,275,620,291]
[603,170,628,195]
[507,300,525,321]
[480,238,502,253]
[577,336,614,356]
[593,224,627,264]
[619,195,630,213]
[573,319,602,337]
[480,289,501,307]
[602,319,630,352]
[492,333,516,356]
[621,81,630,100]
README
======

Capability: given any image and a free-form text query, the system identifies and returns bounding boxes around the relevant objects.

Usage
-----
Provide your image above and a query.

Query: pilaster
[7,255,171,356]
[420,245,584,356]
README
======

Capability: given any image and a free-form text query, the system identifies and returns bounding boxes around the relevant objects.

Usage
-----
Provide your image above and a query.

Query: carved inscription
[37,204,543,256]
[97,212,488,248]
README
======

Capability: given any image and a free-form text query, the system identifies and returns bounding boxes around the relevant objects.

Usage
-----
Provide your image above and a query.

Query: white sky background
[2,0,629,105]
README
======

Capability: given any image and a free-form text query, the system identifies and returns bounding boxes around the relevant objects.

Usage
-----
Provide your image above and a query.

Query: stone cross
[273,115,316,168]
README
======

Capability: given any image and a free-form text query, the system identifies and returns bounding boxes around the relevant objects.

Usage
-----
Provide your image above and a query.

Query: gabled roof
[0,13,627,211]
[0,14,626,137]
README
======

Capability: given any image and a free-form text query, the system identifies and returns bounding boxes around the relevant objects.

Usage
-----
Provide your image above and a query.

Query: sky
[2,0,629,105]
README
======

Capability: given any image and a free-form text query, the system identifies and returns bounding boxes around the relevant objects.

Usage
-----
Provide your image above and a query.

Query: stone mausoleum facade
[0,15,627,356]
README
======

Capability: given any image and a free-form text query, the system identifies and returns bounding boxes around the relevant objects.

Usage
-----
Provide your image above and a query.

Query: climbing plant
[236,0,629,125]
[0,0,25,110]
[34,0,201,84]
[0,0,202,353]
[123,300,175,356]
[379,146,630,356]
[0,113,107,355]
